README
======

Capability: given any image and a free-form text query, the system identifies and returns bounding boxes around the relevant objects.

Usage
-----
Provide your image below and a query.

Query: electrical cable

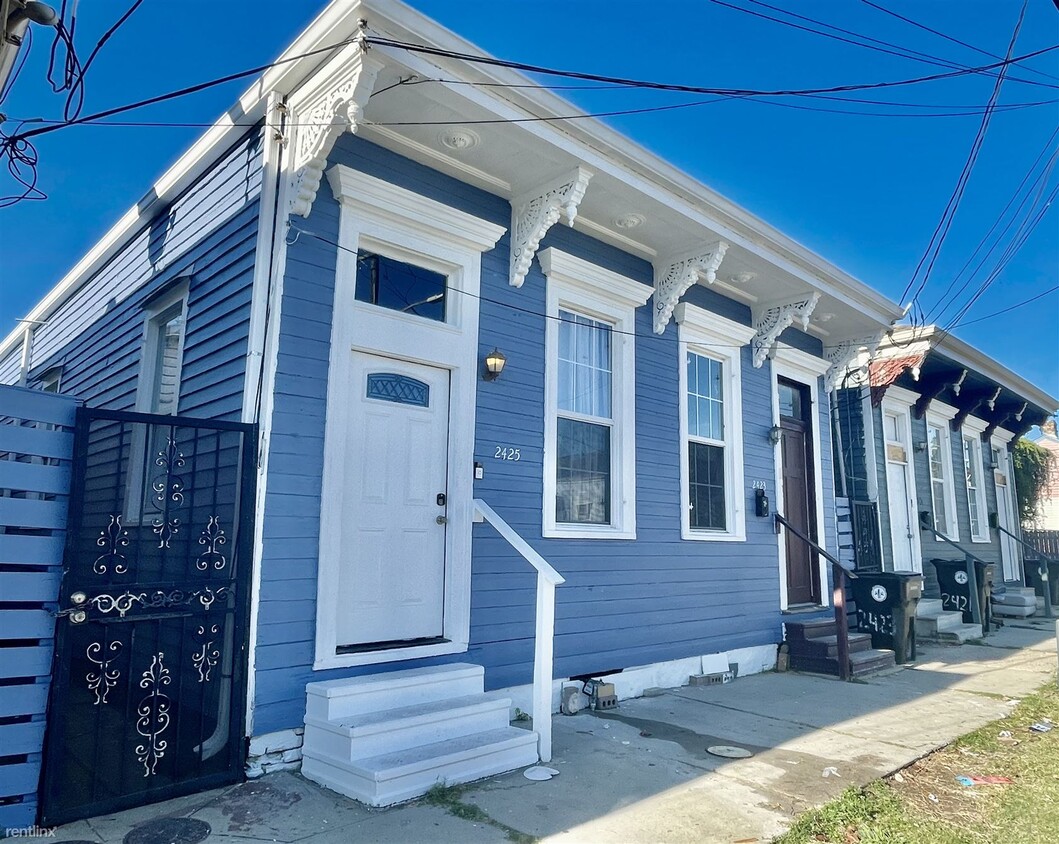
[63,0,145,121]
[947,285,1059,329]
[859,0,1059,83]
[711,0,1058,90]
[896,2,1026,319]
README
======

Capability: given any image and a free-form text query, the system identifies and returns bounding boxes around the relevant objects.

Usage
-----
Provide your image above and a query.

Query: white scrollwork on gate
[196,516,228,571]
[92,515,130,575]
[192,624,221,683]
[86,640,122,705]
[150,433,185,548]
[135,652,173,777]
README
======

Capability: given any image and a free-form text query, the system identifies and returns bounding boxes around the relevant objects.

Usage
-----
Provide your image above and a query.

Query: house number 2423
[494,446,521,461]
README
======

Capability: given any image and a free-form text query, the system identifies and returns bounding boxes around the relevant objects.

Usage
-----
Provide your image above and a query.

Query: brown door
[779,380,820,605]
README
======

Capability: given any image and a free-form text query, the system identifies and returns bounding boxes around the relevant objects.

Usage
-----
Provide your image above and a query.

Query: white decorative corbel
[509,167,592,287]
[823,332,884,392]
[951,368,968,396]
[751,292,821,368]
[1014,401,1028,422]
[986,385,1002,411]
[287,45,383,219]
[651,241,729,335]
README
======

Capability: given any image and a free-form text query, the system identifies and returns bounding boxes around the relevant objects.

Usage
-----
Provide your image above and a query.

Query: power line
[897,3,1026,317]
[710,0,1058,90]
[63,0,146,122]
[859,0,1059,83]
[948,285,1059,329]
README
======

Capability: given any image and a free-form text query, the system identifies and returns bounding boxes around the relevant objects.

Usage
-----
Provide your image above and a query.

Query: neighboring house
[1025,419,1059,529]
[835,325,1058,636]
[0,0,917,821]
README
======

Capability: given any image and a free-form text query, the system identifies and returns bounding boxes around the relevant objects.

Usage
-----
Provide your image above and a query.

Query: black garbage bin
[852,572,924,663]
[1025,557,1059,605]
[931,558,995,632]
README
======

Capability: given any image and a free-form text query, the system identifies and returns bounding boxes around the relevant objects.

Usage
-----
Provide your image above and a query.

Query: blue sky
[1,0,1057,395]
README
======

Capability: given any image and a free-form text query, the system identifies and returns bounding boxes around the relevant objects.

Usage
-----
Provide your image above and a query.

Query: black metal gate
[40,408,256,826]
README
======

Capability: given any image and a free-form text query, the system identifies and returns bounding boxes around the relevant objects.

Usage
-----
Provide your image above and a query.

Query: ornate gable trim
[751,292,821,368]
[287,44,384,219]
[823,332,884,392]
[509,167,592,288]
[652,241,728,335]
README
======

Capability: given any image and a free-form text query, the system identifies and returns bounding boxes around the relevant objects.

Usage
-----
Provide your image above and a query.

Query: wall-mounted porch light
[768,425,782,446]
[483,347,507,381]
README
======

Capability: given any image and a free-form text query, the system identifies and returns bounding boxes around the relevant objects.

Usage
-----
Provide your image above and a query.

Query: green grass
[422,783,537,844]
[774,681,1059,844]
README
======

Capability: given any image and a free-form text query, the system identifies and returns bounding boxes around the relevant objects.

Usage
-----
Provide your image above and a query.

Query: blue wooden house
[834,325,1057,643]
[0,0,912,817]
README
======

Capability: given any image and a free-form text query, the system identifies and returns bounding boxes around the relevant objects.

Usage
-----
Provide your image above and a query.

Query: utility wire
[859,0,1059,83]
[948,285,1059,329]
[63,0,145,121]
[897,3,1026,319]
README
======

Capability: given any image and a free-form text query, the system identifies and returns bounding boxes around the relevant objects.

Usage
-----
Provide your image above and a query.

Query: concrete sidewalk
[50,619,1057,844]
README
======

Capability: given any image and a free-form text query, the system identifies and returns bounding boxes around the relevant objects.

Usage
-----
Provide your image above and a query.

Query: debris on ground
[954,774,1013,786]
[821,767,840,778]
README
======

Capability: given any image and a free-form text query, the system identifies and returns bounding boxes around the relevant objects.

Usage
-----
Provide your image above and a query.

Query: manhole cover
[124,817,211,844]
[707,745,752,759]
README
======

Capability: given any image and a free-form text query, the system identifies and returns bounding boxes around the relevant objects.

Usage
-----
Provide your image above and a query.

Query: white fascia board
[674,302,756,347]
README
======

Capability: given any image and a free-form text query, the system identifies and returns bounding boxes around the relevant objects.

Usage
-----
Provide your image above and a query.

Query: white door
[337,353,450,647]
[993,446,1020,582]
[884,409,920,573]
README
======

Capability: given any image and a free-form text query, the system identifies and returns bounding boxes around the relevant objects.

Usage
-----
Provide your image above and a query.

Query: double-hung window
[676,302,754,541]
[540,248,650,539]
[925,408,959,540]
[963,428,989,542]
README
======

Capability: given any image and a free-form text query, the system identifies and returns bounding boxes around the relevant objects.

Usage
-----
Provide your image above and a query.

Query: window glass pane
[153,311,184,415]
[689,441,726,530]
[779,383,802,420]
[928,425,949,535]
[355,251,447,322]
[687,352,724,440]
[555,418,611,524]
[558,310,612,418]
[884,413,899,443]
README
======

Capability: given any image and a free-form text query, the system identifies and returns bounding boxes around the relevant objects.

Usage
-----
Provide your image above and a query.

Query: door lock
[436,515,448,525]
[436,493,446,507]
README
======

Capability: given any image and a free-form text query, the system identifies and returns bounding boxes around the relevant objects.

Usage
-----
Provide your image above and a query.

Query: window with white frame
[539,248,649,539]
[676,302,753,541]
[963,433,988,541]
[926,419,957,538]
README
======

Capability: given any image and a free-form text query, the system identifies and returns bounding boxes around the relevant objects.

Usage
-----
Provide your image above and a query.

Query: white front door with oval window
[337,352,451,648]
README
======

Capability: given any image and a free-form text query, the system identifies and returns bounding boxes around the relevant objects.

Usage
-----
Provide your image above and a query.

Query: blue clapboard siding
[253,134,838,734]
[0,386,78,831]
[11,128,264,426]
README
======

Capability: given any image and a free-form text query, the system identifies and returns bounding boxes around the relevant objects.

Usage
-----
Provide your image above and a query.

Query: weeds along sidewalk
[774,679,1059,844]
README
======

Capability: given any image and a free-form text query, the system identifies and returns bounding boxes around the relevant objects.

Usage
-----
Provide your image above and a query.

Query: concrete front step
[303,692,513,760]
[1006,586,1038,598]
[301,726,539,807]
[783,618,838,641]
[916,598,945,617]
[916,617,982,643]
[306,663,484,721]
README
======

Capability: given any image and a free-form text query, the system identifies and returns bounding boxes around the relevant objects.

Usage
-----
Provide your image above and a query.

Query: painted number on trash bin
[942,592,968,612]
[857,610,894,635]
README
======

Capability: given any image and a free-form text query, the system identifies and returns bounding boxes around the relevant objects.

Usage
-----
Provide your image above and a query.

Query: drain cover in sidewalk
[707,745,752,759]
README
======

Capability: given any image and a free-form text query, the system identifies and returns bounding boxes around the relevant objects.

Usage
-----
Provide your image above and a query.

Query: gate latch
[55,592,88,623]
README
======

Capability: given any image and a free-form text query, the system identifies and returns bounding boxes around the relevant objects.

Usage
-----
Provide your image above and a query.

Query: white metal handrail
[473,498,564,762]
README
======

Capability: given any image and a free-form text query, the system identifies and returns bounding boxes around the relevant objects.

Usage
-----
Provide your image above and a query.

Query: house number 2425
[494,446,521,461]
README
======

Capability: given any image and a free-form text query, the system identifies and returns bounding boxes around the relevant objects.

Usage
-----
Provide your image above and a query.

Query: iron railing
[774,512,857,681]
[996,523,1056,618]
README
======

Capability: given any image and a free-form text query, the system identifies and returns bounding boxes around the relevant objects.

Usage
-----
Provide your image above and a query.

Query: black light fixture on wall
[483,347,507,380]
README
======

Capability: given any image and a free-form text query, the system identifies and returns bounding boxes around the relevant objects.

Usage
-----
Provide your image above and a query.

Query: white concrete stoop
[300,663,538,807]
[915,598,982,643]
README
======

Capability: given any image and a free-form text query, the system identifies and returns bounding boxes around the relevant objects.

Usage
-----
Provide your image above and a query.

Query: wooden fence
[1023,529,1059,559]
[0,386,78,832]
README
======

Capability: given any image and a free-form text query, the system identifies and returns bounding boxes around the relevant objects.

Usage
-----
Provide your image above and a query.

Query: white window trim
[539,248,650,540]
[39,366,63,393]
[990,429,1021,582]
[126,281,190,523]
[962,415,990,543]
[315,165,504,670]
[770,344,833,609]
[880,392,924,574]
[925,405,960,543]
[675,302,754,542]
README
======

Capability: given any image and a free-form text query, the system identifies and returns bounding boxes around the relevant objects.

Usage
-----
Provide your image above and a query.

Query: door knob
[436,515,448,525]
